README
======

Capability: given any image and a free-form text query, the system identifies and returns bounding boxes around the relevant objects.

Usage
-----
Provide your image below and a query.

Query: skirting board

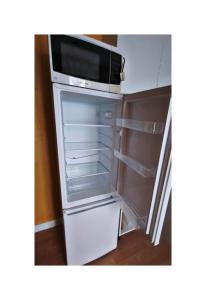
[35,218,62,233]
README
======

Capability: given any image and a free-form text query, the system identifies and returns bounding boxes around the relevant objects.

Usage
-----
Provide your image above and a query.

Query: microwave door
[116,87,171,240]
[109,51,122,93]
[49,35,111,91]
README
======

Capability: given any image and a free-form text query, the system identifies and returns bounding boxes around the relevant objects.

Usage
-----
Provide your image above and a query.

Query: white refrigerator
[52,82,171,265]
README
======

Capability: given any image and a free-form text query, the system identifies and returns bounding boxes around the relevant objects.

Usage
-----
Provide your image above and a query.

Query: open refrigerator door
[115,87,171,235]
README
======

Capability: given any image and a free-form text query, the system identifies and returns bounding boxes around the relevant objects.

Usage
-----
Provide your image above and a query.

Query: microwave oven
[48,35,124,93]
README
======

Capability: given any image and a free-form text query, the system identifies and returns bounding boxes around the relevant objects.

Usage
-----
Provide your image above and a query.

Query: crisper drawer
[63,200,120,265]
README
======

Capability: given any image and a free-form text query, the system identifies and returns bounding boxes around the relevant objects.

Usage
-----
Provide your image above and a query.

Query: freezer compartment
[63,199,120,265]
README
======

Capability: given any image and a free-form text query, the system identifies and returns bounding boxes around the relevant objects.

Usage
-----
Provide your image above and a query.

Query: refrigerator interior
[60,90,122,204]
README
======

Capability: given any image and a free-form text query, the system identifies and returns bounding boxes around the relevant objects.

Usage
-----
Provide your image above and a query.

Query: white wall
[117,35,171,94]
[158,35,171,88]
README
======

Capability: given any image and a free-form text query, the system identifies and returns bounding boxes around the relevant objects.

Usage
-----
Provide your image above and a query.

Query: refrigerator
[52,82,171,265]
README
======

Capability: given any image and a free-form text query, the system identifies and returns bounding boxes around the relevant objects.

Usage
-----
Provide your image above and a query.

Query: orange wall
[35,35,62,225]
[35,35,117,225]
[86,35,117,46]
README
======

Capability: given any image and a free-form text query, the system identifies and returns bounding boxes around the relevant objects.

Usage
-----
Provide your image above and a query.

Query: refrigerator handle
[64,201,117,216]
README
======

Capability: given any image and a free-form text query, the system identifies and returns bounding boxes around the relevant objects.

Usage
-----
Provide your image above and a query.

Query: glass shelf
[64,121,112,128]
[66,162,110,179]
[64,142,111,152]
[68,174,110,194]
[68,184,113,203]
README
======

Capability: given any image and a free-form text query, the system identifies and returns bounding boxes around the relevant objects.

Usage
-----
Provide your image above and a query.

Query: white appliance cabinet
[52,82,171,265]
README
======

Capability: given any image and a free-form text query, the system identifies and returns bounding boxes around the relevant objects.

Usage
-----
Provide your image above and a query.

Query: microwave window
[61,42,99,81]
[51,35,110,84]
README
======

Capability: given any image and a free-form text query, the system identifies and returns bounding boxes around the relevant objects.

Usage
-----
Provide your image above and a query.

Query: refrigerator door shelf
[63,199,120,265]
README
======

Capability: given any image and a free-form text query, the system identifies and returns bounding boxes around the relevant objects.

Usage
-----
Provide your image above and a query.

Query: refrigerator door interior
[63,200,120,265]
[115,86,171,231]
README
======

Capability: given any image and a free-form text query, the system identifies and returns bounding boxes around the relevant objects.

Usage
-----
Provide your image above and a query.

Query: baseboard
[35,218,62,233]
